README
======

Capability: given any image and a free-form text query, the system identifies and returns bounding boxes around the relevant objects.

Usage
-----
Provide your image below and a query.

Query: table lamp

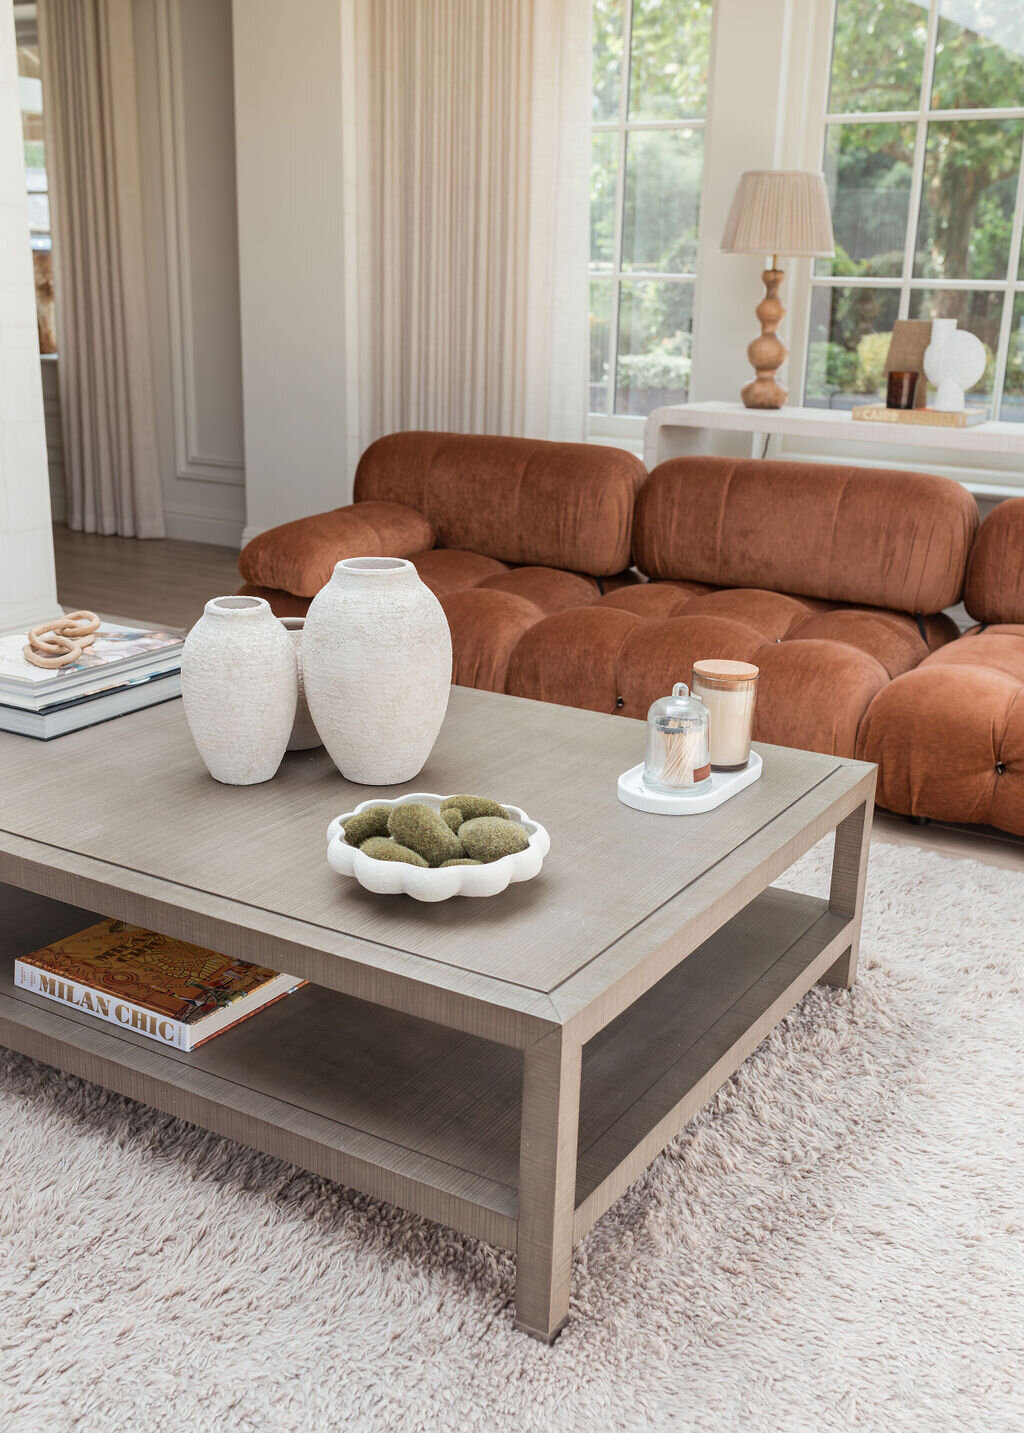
[721,170,835,409]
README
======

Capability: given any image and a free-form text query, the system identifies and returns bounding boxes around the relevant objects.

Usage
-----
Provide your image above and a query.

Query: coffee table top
[0,687,874,1044]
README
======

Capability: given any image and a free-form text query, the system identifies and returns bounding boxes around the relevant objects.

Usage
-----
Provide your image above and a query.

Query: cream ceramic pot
[181,595,298,785]
[301,557,453,784]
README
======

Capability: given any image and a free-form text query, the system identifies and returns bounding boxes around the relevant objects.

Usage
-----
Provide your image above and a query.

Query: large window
[589,0,712,421]
[806,0,1024,419]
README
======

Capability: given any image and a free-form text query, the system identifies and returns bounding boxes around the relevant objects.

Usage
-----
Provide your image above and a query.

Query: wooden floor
[54,523,240,631]
[51,524,1023,871]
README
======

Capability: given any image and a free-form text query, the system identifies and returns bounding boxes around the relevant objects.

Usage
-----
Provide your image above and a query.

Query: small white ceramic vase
[923,318,986,412]
[280,617,322,751]
[302,557,453,784]
[181,595,297,785]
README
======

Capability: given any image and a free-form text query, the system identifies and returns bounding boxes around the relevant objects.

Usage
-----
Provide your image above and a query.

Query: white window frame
[588,0,711,448]
[805,0,1024,419]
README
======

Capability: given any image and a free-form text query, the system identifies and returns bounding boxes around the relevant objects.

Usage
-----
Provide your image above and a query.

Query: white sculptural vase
[302,557,453,784]
[181,596,298,785]
[280,617,322,751]
[923,318,986,413]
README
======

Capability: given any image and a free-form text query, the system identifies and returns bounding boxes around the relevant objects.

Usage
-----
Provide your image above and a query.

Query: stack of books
[0,620,184,738]
[16,919,304,1051]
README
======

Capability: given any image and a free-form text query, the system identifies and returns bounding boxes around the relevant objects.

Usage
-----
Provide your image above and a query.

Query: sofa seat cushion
[857,627,1024,833]
[597,580,714,618]
[239,501,436,598]
[236,583,312,618]
[409,548,510,595]
[440,589,546,694]
[477,566,600,615]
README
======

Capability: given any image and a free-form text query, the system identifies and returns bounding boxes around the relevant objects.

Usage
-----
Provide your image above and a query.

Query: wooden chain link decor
[23,611,102,669]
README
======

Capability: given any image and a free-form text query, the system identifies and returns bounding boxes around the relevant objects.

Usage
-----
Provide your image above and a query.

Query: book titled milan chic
[15,920,303,1052]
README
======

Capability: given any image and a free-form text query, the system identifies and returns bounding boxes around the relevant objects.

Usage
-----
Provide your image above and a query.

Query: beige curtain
[356,0,590,446]
[39,0,165,537]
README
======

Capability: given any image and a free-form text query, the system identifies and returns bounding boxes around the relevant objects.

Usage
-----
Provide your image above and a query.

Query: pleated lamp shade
[720,170,835,258]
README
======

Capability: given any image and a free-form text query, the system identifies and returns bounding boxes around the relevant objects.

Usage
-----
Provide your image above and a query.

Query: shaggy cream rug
[1,839,1022,1433]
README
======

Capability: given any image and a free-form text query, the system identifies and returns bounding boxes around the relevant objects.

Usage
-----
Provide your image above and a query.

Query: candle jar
[643,682,711,793]
[691,660,759,770]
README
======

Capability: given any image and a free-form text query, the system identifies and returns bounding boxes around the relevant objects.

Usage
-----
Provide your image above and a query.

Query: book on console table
[852,404,989,427]
[15,920,304,1051]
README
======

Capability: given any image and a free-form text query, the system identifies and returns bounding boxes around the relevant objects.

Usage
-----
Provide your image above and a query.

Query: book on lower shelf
[851,404,989,427]
[15,920,304,1052]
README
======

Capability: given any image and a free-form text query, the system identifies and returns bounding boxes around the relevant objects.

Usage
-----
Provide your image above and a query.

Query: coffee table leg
[821,798,873,989]
[514,1026,582,1343]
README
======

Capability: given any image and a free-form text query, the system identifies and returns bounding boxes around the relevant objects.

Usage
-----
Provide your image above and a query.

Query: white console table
[644,400,1024,484]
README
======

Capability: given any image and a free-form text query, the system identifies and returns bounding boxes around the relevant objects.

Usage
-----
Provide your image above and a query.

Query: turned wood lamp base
[742,262,788,410]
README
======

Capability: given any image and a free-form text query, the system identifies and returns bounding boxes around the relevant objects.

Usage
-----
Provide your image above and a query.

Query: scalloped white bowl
[326,793,550,902]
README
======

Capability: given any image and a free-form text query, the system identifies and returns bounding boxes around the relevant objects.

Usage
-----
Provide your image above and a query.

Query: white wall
[134,0,246,547]
[232,0,356,543]
[0,2,57,627]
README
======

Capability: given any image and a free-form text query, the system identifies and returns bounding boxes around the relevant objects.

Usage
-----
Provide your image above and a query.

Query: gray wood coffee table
[0,687,875,1342]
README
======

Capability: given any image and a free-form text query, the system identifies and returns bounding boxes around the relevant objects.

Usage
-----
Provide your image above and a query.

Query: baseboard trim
[163,504,245,549]
[240,524,265,547]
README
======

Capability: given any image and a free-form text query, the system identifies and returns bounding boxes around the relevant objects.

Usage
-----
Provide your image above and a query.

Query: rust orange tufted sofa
[858,497,1024,835]
[239,430,1000,818]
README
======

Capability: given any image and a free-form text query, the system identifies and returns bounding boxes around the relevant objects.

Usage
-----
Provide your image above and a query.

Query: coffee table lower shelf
[1,882,852,1273]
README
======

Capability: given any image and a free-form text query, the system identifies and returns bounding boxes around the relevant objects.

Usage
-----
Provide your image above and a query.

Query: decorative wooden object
[743,265,788,409]
[0,687,875,1344]
[23,611,101,669]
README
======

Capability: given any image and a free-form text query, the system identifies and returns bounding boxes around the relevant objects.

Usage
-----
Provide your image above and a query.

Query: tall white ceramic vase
[181,596,298,785]
[302,557,453,784]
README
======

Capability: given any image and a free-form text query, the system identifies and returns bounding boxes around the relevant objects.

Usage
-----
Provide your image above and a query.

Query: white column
[690,0,792,411]
[0,2,57,627]
[232,0,358,544]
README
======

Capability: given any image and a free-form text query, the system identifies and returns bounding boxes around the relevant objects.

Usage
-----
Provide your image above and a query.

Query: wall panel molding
[154,0,244,486]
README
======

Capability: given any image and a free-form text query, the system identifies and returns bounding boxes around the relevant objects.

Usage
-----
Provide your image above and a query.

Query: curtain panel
[39,0,164,537]
[356,0,590,447]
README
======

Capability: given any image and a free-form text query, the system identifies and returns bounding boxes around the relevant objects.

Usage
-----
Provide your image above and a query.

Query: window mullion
[605,0,634,417]
[897,1,940,320]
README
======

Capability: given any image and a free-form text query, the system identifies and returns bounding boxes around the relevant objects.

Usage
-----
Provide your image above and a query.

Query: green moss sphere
[458,816,529,862]
[359,836,428,867]
[441,795,509,821]
[343,806,393,847]
[388,802,464,866]
[441,807,463,832]
[439,858,483,867]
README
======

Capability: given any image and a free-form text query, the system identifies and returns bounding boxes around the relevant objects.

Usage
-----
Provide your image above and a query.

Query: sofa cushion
[634,456,978,614]
[236,583,312,618]
[410,548,510,595]
[239,501,435,598]
[440,590,544,694]
[857,627,1024,833]
[506,607,642,713]
[964,496,1024,625]
[354,431,645,576]
[477,567,599,615]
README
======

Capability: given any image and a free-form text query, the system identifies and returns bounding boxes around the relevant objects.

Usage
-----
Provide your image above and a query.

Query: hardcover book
[15,920,303,1052]
[851,404,989,428]
[0,622,182,694]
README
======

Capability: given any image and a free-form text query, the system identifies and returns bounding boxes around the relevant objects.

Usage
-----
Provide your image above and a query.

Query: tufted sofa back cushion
[964,497,1024,625]
[354,431,646,577]
[634,456,978,614]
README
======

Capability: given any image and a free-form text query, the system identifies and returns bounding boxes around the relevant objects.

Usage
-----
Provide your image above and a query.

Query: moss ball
[458,816,529,862]
[388,802,464,867]
[359,836,428,867]
[441,807,463,832]
[343,806,393,847]
[439,858,483,867]
[441,795,509,821]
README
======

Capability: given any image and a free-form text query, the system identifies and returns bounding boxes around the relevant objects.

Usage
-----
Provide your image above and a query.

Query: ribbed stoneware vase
[280,617,322,752]
[302,557,453,784]
[181,596,298,785]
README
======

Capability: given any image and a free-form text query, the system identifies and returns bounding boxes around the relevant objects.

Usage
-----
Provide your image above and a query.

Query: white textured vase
[924,318,986,412]
[280,618,322,751]
[302,557,453,784]
[181,596,298,785]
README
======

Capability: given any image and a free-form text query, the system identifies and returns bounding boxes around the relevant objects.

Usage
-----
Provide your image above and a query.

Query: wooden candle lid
[692,659,759,683]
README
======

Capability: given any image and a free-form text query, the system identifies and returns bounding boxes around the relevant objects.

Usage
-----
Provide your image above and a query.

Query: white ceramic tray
[326,793,550,902]
[617,751,762,815]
